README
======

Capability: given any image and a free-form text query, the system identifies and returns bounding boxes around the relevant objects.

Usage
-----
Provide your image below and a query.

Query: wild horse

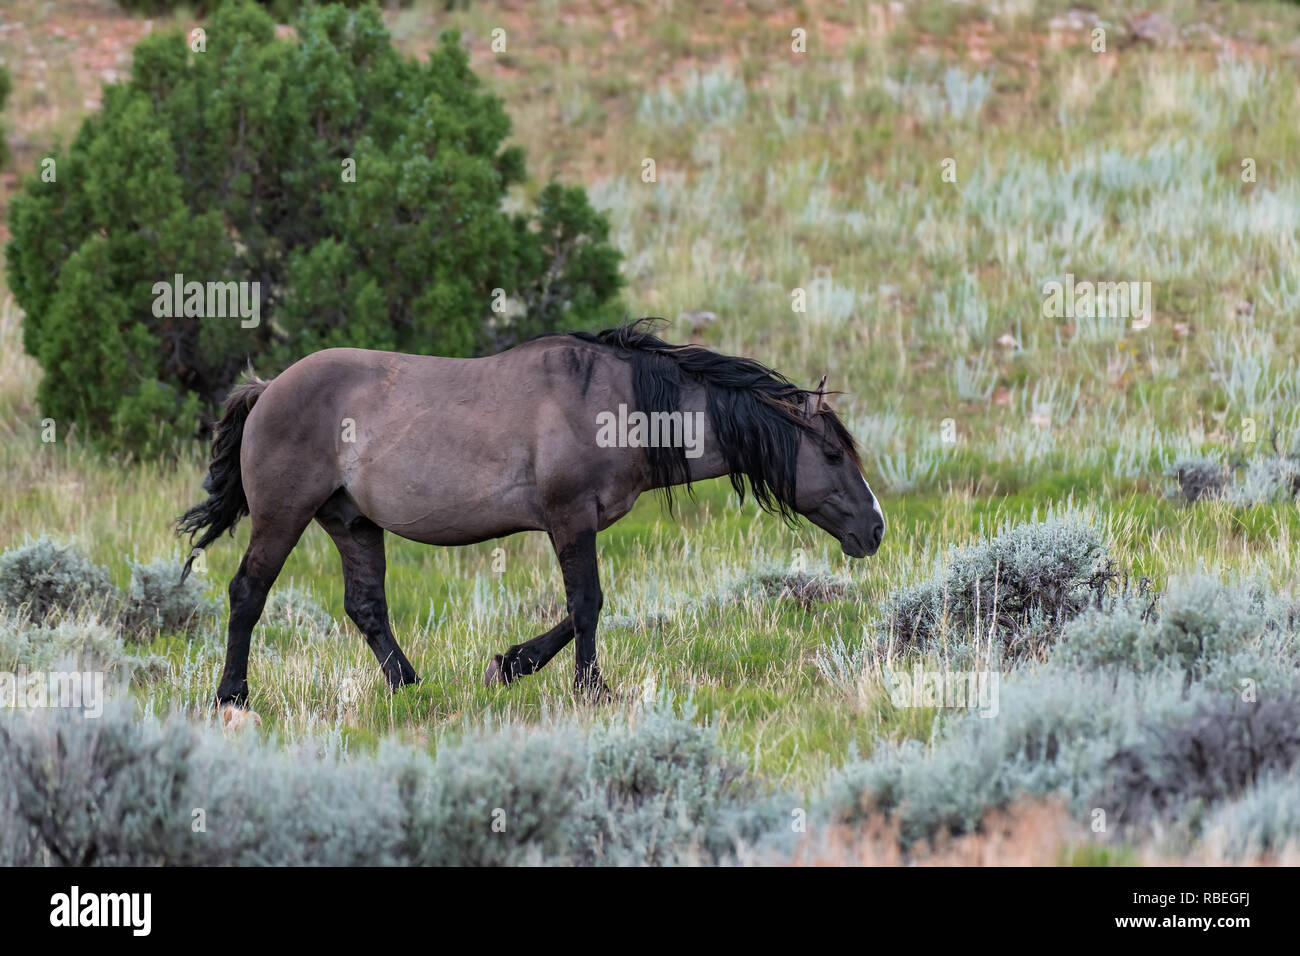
[179,320,885,710]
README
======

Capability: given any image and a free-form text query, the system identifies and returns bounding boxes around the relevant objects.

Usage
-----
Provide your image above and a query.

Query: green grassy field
[3,0,1300,862]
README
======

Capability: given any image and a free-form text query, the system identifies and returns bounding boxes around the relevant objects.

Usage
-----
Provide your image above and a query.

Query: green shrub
[113,0,192,12]
[114,1,393,17]
[8,1,622,454]
[0,537,117,624]
[880,514,1112,659]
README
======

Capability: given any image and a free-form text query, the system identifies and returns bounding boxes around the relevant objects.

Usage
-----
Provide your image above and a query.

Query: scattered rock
[1127,12,1178,46]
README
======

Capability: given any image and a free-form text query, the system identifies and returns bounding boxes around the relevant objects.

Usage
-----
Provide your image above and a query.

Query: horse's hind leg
[485,614,575,685]
[216,511,313,709]
[316,508,419,691]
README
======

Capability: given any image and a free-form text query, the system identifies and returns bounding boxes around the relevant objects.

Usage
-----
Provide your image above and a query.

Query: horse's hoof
[220,703,262,732]
[484,654,508,687]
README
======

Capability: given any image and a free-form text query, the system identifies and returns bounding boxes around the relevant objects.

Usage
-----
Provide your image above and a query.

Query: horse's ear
[805,375,827,416]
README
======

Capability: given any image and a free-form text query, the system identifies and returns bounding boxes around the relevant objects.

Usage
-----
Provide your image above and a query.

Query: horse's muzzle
[842,527,880,559]
[852,518,885,557]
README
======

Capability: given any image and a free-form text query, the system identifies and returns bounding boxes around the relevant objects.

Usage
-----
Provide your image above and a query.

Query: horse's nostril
[870,524,883,548]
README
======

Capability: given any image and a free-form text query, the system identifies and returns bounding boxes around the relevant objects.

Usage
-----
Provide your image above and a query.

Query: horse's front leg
[485,614,575,685]
[551,523,608,699]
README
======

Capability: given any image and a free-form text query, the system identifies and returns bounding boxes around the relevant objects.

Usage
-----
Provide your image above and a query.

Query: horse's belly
[370,503,539,545]
[345,467,542,545]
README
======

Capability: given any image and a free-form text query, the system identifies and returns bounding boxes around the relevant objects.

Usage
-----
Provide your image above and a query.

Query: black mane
[557,318,861,520]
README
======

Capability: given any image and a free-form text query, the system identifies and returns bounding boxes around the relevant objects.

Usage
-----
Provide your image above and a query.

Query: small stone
[1128,12,1178,45]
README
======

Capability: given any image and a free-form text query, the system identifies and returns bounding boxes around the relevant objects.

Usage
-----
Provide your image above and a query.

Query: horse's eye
[825,446,844,464]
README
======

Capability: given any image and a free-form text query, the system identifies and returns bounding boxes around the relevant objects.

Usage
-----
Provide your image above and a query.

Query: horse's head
[793,377,884,558]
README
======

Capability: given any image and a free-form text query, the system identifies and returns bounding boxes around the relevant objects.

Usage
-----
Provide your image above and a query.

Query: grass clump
[724,556,855,611]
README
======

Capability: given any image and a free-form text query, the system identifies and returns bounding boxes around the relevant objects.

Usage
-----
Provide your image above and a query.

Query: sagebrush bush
[0,703,394,866]
[1055,574,1297,684]
[392,723,589,866]
[1165,454,1229,502]
[0,700,787,865]
[817,668,1201,849]
[8,0,622,454]
[121,557,218,638]
[1100,692,1300,832]
[260,584,333,634]
[1203,771,1300,860]
[815,636,1300,853]
[880,514,1111,659]
[1229,455,1300,506]
[0,612,150,674]
[579,703,788,864]
[0,705,198,865]
[0,537,117,624]
[1164,451,1300,506]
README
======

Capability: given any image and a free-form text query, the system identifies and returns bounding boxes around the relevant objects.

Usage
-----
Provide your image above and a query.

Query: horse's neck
[676,383,731,485]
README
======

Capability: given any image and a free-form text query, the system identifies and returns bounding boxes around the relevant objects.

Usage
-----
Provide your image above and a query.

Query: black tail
[177,378,269,582]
